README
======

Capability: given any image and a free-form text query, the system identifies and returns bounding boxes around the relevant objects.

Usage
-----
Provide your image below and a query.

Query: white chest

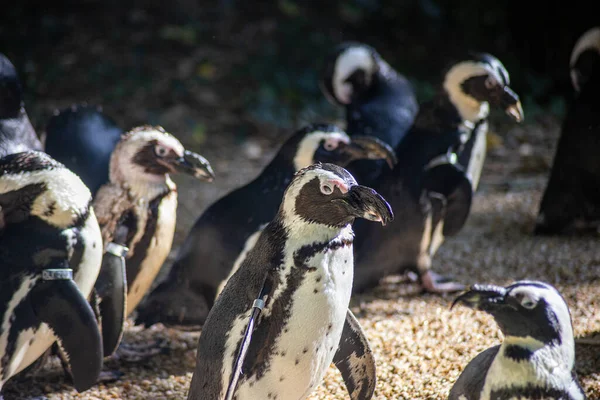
[465,123,488,192]
[126,191,178,315]
[229,230,354,400]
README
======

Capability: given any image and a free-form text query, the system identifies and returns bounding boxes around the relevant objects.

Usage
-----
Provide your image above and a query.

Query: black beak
[501,86,524,123]
[343,185,394,226]
[451,284,508,313]
[171,150,215,182]
[339,136,397,169]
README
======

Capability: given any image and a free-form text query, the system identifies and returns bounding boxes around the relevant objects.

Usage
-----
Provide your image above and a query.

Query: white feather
[292,131,350,171]
[570,27,600,91]
[332,46,376,104]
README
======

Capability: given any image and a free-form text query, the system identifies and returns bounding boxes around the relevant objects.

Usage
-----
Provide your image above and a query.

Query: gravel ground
[4,118,600,399]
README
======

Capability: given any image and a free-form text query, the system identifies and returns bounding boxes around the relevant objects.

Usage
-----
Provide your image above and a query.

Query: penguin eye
[155,145,169,157]
[323,140,338,151]
[516,292,538,309]
[320,183,334,195]
[484,77,497,89]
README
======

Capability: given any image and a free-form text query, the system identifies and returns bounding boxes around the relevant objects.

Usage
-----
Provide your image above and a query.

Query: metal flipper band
[106,242,129,257]
[42,269,73,280]
[424,151,458,171]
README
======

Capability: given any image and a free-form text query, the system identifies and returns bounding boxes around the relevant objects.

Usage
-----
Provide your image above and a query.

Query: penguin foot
[97,369,125,383]
[419,270,465,293]
[112,338,169,363]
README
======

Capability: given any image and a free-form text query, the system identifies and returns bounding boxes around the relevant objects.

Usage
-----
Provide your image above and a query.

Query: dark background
[1,0,597,141]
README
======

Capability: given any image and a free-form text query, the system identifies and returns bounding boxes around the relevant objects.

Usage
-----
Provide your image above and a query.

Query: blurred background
[1,0,597,244]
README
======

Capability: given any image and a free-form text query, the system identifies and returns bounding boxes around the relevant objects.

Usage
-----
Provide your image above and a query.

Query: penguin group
[0,23,598,400]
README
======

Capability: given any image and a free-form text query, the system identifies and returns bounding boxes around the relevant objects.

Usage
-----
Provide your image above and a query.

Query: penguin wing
[422,162,473,237]
[93,249,127,356]
[448,345,499,400]
[93,183,134,245]
[333,310,376,400]
[44,105,123,195]
[30,271,103,392]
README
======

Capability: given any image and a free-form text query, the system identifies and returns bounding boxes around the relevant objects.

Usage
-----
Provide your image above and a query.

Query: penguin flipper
[94,248,127,356]
[448,345,499,400]
[422,162,473,237]
[333,310,376,400]
[30,277,103,392]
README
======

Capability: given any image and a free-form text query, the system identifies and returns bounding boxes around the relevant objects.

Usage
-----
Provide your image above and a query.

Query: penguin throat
[443,84,490,124]
[283,213,350,243]
[122,176,174,202]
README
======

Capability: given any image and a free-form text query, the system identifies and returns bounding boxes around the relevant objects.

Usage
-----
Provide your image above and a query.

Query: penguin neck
[440,83,490,125]
[502,334,575,370]
[258,154,297,188]
[122,175,175,202]
[0,109,42,157]
[281,213,352,246]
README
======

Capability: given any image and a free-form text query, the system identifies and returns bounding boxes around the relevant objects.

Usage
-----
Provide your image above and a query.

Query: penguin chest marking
[230,228,355,400]
[465,124,487,192]
[126,190,177,315]
[0,275,38,385]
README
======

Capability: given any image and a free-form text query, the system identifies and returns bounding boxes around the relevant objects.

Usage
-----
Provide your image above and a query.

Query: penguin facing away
[352,54,523,293]
[535,27,600,235]
[449,281,586,400]
[187,163,393,400]
[135,124,396,329]
[0,53,43,157]
[0,151,103,393]
[320,42,418,185]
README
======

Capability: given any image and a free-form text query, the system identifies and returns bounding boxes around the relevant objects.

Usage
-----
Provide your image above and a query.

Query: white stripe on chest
[465,122,488,192]
[223,225,354,400]
[126,190,177,315]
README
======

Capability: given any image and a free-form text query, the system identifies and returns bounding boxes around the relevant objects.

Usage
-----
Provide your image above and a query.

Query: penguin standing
[44,115,215,358]
[535,27,600,235]
[187,163,392,400]
[449,281,586,400]
[0,53,43,157]
[0,151,103,393]
[135,124,396,329]
[352,54,524,293]
[320,42,418,185]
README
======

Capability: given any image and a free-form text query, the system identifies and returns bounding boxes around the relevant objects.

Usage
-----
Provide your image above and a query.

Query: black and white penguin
[0,151,103,393]
[352,54,524,293]
[320,42,418,185]
[135,124,396,329]
[449,281,586,400]
[187,162,392,400]
[0,53,43,157]
[535,27,600,235]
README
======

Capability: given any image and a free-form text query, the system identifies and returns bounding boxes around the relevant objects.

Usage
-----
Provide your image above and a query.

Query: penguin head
[0,53,23,119]
[109,126,215,188]
[453,281,574,355]
[289,124,397,171]
[321,42,381,105]
[0,151,92,229]
[442,53,524,124]
[280,162,393,229]
[569,27,600,92]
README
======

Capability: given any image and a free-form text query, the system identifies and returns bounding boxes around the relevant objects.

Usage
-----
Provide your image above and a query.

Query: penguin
[135,124,396,329]
[43,109,216,354]
[449,281,586,400]
[44,104,123,195]
[0,53,43,157]
[320,42,418,185]
[186,162,393,400]
[535,27,600,235]
[352,54,524,293]
[0,151,103,393]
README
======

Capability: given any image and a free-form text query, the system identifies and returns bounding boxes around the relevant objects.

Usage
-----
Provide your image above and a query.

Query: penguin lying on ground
[135,124,396,329]
[320,42,418,185]
[44,111,215,360]
[352,54,524,293]
[0,53,43,157]
[535,27,600,235]
[187,162,392,400]
[0,151,103,394]
[449,281,586,400]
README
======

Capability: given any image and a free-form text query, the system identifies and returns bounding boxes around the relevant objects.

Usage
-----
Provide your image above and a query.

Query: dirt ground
[2,2,599,400]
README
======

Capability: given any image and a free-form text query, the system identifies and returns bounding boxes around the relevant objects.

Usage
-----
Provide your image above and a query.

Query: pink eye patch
[327,179,349,193]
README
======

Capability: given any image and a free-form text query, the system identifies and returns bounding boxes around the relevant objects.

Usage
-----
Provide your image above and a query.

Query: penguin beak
[501,86,524,123]
[171,150,215,182]
[342,185,394,226]
[339,136,397,169]
[451,284,508,312]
